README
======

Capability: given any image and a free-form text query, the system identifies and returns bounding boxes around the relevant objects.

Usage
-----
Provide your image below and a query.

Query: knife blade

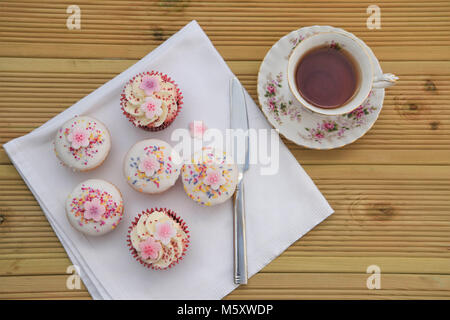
[230,77,249,285]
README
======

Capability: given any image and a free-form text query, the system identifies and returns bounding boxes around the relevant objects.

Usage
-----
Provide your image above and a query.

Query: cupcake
[54,116,111,171]
[181,147,238,206]
[66,179,124,236]
[127,208,189,270]
[120,71,182,131]
[123,139,182,194]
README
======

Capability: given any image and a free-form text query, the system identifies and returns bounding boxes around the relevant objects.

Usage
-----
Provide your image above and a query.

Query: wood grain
[0,0,449,300]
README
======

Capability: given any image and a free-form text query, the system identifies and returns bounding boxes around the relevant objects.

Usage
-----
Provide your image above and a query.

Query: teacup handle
[372,73,399,89]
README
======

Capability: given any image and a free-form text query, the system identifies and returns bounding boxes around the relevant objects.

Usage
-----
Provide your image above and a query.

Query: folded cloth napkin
[4,21,333,300]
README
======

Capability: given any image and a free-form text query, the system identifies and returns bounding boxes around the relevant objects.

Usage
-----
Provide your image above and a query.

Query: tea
[295,45,359,109]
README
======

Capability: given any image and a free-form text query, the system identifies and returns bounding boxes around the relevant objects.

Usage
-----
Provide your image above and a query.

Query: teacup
[287,31,397,116]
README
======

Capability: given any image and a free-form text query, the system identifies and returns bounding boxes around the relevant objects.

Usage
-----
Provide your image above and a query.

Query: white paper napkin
[3,21,333,300]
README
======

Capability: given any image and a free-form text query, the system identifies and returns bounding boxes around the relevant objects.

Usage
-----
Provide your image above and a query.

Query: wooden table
[0,0,449,300]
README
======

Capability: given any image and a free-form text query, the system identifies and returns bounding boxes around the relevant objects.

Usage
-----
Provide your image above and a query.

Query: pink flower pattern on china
[138,154,159,177]
[139,237,162,260]
[266,84,276,95]
[262,72,377,144]
[83,198,105,222]
[303,102,377,143]
[139,75,160,95]
[154,220,176,245]
[263,72,301,125]
[67,127,90,149]
[204,168,226,190]
[189,120,207,139]
[140,97,162,119]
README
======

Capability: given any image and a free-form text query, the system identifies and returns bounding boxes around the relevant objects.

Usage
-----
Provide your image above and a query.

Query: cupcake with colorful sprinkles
[181,147,238,206]
[127,208,189,270]
[120,71,182,131]
[66,179,124,236]
[54,116,111,171]
[123,139,182,194]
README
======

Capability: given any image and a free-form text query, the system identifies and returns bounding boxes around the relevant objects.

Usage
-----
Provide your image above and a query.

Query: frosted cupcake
[127,208,189,270]
[181,147,238,206]
[120,71,183,131]
[54,116,111,171]
[123,139,182,194]
[66,179,124,236]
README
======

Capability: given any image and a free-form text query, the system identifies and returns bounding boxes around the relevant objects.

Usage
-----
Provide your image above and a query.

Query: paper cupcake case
[126,207,190,270]
[120,71,183,132]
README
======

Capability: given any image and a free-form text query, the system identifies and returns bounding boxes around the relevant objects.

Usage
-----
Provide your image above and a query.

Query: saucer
[257,25,385,150]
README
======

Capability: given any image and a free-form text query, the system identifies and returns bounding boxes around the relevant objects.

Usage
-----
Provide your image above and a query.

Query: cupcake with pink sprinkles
[120,71,183,131]
[66,179,124,236]
[127,208,189,270]
[54,116,111,171]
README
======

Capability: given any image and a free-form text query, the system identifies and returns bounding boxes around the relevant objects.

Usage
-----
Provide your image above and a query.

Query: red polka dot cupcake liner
[126,207,190,270]
[120,71,183,132]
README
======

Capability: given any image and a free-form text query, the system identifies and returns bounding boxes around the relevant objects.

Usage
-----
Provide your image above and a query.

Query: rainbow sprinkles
[181,147,238,206]
[124,139,182,194]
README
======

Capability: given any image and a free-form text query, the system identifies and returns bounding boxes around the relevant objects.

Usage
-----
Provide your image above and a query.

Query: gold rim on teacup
[287,31,398,116]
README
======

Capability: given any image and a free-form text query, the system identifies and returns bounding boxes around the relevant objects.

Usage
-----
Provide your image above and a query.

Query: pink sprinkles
[69,185,124,232]
[59,120,106,166]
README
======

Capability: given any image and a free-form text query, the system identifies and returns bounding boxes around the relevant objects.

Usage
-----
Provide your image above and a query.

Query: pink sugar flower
[140,97,162,119]
[154,220,176,245]
[189,120,207,139]
[138,154,159,177]
[204,168,226,190]
[139,75,160,95]
[84,198,105,222]
[139,237,162,260]
[67,127,89,149]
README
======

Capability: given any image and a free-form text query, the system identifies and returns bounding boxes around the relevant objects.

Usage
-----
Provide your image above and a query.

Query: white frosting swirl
[129,211,187,269]
[123,74,178,128]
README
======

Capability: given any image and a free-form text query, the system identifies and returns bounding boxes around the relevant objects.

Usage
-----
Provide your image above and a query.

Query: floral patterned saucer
[257,25,385,149]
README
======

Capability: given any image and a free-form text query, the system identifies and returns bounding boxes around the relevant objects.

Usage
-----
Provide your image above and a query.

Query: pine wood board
[0,273,449,300]
[0,0,449,300]
[1,59,450,153]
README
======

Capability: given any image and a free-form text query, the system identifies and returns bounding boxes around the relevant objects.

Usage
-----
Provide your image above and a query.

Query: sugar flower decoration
[139,75,160,95]
[83,198,105,222]
[138,154,159,177]
[204,168,226,190]
[140,97,162,120]
[67,127,90,149]
[189,120,207,139]
[139,237,162,260]
[154,220,176,245]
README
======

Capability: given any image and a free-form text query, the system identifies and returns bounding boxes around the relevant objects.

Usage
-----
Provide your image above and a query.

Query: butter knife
[230,77,249,285]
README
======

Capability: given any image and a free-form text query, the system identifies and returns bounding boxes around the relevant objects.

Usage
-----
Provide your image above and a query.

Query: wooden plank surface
[0,0,449,300]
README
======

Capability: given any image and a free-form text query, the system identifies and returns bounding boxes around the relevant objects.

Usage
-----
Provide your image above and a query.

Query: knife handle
[233,178,248,285]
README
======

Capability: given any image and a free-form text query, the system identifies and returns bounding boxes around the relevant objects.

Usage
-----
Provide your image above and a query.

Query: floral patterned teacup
[287,31,397,116]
